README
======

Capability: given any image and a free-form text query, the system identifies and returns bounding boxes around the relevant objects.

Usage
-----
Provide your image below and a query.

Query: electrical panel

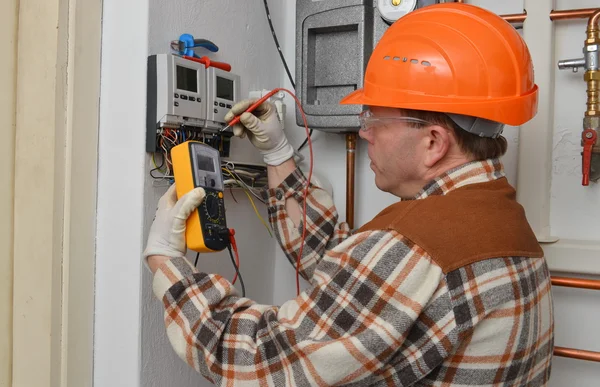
[295,0,438,132]
[146,53,240,156]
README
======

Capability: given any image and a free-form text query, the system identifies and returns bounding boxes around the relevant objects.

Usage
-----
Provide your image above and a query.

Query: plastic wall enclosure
[295,0,437,132]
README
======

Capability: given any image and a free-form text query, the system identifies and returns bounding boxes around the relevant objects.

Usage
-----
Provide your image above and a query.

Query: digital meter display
[176,65,198,93]
[216,76,234,100]
[196,154,215,172]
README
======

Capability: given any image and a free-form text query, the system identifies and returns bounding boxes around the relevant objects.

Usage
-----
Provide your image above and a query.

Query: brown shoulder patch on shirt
[358,178,543,273]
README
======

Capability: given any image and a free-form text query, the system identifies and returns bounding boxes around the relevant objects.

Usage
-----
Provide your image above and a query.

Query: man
[145,3,554,386]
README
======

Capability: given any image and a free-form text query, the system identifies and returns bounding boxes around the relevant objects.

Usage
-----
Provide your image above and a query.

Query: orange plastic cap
[340,3,538,126]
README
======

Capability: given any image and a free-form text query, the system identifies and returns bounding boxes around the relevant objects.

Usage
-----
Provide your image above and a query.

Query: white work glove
[224,99,294,166]
[143,184,206,260]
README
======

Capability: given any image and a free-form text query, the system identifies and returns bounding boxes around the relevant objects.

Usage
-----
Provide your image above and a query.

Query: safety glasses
[358,110,432,132]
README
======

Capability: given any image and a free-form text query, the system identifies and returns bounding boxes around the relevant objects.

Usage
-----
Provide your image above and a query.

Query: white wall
[141,1,286,386]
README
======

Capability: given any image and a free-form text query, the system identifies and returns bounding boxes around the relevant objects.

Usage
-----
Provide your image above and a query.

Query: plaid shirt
[153,159,554,386]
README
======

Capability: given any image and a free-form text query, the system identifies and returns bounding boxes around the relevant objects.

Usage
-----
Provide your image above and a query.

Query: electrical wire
[297,131,313,152]
[222,87,314,295]
[194,252,200,267]
[242,189,273,238]
[261,0,314,152]
[152,153,166,173]
[223,167,266,204]
[261,88,314,296]
[223,168,273,237]
[262,0,295,89]
[229,231,241,285]
[227,245,246,297]
[289,91,313,296]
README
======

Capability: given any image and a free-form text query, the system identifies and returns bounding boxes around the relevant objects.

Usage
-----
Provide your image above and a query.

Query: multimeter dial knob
[204,193,221,220]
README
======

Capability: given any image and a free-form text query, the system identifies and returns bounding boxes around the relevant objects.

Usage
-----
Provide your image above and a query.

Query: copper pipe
[491,8,600,24]
[501,12,527,23]
[453,2,599,22]
[554,347,600,363]
[346,133,357,229]
[550,8,600,22]
[551,276,600,290]
[589,9,600,29]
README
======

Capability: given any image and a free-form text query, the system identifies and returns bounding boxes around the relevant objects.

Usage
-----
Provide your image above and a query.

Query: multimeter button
[219,102,225,107]
[174,101,179,107]
[210,179,216,187]
[214,109,218,114]
[180,95,188,100]
[174,93,179,98]
[218,192,223,198]
[214,101,218,106]
[189,96,196,102]
[226,104,232,108]
[197,98,202,102]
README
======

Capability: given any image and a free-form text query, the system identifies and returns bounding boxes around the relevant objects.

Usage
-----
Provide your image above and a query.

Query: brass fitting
[585,11,600,123]
[392,0,402,6]
[586,10,600,45]
[585,72,599,118]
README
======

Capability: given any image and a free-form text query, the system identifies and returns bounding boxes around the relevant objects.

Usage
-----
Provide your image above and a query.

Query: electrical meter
[378,0,417,24]
[147,53,207,131]
[205,67,240,130]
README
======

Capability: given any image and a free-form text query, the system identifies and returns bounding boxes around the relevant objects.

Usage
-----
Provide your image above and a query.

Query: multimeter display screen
[176,65,198,93]
[196,154,215,172]
[216,76,234,100]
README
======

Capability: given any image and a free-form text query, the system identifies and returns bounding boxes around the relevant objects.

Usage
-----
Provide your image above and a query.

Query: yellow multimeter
[171,141,228,252]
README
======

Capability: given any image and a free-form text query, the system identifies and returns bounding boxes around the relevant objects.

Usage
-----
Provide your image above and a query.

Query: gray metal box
[295,0,438,133]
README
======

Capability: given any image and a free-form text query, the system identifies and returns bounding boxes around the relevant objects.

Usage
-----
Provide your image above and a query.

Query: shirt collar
[411,158,506,200]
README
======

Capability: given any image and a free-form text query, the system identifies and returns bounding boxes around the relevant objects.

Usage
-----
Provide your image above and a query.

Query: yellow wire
[222,167,273,237]
[242,188,273,238]
[152,153,166,173]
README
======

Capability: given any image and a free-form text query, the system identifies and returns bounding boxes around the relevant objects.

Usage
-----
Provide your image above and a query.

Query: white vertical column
[94,0,149,386]
[517,0,557,242]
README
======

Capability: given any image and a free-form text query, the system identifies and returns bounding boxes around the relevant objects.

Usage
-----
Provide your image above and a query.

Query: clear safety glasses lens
[358,111,432,132]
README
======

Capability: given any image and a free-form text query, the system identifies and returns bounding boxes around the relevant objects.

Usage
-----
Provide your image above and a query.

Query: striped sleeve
[262,168,352,283]
[152,230,448,386]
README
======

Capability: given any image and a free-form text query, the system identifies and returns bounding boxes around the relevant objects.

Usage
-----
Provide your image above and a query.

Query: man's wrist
[148,255,172,274]
[267,158,297,189]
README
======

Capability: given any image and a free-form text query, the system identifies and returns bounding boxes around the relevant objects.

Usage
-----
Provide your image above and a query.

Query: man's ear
[422,125,451,168]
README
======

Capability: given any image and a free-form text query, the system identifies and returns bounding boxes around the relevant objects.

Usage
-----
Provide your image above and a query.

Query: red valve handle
[182,55,232,72]
[582,129,597,186]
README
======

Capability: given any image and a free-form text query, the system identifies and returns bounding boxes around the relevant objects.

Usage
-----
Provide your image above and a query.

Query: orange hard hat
[340,3,538,126]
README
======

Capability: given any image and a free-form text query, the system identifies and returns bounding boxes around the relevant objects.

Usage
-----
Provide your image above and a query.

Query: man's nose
[358,128,372,143]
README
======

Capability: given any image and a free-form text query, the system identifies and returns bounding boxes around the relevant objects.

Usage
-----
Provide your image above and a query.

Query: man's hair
[400,109,508,160]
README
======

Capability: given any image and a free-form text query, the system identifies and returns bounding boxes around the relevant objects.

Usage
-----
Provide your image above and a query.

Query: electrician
[144,3,553,386]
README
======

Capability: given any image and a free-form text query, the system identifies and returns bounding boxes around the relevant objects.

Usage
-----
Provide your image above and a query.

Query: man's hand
[224,99,294,166]
[144,184,205,273]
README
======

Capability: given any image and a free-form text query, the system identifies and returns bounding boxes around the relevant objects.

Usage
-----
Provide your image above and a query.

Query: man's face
[358,106,427,197]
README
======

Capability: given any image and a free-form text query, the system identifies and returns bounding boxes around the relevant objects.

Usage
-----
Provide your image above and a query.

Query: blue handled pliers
[170,33,219,58]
